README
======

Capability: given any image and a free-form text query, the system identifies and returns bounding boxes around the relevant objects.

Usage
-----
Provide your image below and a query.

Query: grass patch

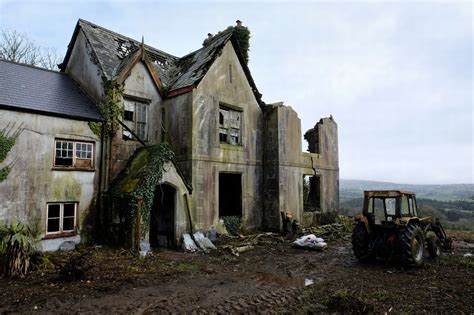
[324,289,374,314]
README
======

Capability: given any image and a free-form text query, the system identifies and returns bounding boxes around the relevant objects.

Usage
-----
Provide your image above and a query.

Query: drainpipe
[96,121,105,242]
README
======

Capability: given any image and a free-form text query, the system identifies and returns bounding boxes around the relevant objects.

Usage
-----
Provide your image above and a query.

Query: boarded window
[54,140,93,168]
[219,106,241,145]
[47,203,77,234]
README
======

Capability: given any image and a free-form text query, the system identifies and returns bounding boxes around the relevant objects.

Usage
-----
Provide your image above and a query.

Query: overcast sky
[0,0,472,184]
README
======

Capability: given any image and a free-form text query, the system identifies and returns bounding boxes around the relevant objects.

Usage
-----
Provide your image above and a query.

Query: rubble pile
[300,222,352,242]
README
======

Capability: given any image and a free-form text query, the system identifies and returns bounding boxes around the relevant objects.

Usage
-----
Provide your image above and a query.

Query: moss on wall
[0,125,20,182]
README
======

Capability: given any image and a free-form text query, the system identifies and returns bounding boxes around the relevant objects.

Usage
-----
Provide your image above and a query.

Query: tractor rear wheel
[352,222,371,261]
[427,237,441,259]
[399,224,425,267]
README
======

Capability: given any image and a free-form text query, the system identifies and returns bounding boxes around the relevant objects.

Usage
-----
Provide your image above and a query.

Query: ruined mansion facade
[0,20,338,250]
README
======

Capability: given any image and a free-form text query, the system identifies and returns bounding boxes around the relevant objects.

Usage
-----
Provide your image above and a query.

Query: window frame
[122,97,149,142]
[46,202,78,235]
[219,104,242,146]
[54,139,94,170]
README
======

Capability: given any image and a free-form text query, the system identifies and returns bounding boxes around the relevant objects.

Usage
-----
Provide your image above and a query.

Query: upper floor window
[54,139,94,169]
[219,106,241,145]
[123,98,148,141]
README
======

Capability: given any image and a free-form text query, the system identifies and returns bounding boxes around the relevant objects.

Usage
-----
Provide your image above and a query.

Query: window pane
[386,198,396,215]
[48,204,60,218]
[63,204,75,217]
[47,218,60,233]
[68,143,73,150]
[56,142,61,149]
[401,196,409,215]
[86,152,91,159]
[62,218,75,231]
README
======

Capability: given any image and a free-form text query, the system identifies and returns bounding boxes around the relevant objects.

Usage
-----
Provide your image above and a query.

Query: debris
[301,223,351,241]
[207,227,218,242]
[293,234,327,250]
[215,219,229,235]
[139,240,150,258]
[230,245,254,256]
[464,253,472,257]
[193,231,217,251]
[182,234,199,252]
[304,278,314,286]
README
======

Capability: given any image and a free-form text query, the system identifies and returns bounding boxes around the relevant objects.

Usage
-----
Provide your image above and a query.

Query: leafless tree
[0,29,61,71]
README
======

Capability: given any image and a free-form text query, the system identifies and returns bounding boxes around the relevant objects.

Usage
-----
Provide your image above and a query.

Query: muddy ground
[1,229,473,314]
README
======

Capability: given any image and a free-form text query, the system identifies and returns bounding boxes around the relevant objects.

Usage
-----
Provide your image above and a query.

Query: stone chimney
[207,33,213,40]
[236,20,242,27]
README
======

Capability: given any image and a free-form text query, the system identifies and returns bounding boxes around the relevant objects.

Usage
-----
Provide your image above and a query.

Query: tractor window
[367,198,374,213]
[401,195,410,215]
[385,198,396,215]
[373,198,385,224]
[409,196,417,216]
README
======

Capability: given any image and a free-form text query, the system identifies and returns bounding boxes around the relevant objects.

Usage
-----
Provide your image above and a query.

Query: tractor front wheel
[399,224,425,267]
[427,237,441,259]
[352,222,371,261]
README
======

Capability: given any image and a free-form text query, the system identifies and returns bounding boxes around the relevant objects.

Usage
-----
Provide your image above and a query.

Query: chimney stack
[207,33,213,40]
[236,20,242,27]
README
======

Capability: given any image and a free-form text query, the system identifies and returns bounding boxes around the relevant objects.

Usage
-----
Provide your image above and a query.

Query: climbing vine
[110,143,175,243]
[0,124,19,182]
[89,81,124,137]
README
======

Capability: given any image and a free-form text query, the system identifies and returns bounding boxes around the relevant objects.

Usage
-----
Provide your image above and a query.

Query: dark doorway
[219,173,242,217]
[150,184,176,248]
[303,175,321,212]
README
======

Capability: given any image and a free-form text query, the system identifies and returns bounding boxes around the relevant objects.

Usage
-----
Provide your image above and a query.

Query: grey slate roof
[0,60,102,121]
[62,19,261,103]
[76,19,179,85]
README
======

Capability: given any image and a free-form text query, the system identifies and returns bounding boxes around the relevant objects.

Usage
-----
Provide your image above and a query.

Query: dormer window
[219,105,241,145]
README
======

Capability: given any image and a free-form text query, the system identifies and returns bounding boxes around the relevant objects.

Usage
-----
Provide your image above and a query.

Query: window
[55,140,94,168]
[47,203,77,234]
[123,98,148,141]
[219,106,241,145]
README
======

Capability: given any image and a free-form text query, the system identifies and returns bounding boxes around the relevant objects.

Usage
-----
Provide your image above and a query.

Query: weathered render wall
[0,110,100,251]
[64,30,104,102]
[110,61,163,180]
[302,117,339,213]
[190,41,263,231]
[263,104,307,230]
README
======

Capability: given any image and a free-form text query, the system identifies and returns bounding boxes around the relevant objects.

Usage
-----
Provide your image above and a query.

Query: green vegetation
[0,222,37,277]
[107,143,174,244]
[89,82,124,137]
[203,23,251,64]
[0,124,20,182]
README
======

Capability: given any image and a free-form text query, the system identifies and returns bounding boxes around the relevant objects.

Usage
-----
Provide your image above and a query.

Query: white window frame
[54,139,94,169]
[46,202,78,235]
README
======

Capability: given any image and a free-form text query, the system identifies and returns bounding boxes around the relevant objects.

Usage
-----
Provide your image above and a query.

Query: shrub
[0,222,36,277]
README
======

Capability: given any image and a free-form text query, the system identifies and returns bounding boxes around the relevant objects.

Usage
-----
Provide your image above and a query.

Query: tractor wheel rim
[412,237,423,262]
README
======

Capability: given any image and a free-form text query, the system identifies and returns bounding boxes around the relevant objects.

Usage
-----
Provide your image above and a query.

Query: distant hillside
[340,179,474,202]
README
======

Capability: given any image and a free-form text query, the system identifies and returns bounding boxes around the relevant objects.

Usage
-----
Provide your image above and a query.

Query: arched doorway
[150,184,176,248]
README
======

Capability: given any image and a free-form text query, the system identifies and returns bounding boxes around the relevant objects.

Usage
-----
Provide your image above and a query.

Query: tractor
[352,190,452,267]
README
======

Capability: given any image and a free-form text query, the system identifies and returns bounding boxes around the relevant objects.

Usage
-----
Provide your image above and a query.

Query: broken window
[46,203,77,234]
[122,98,148,141]
[54,140,94,168]
[219,106,241,145]
[303,175,321,212]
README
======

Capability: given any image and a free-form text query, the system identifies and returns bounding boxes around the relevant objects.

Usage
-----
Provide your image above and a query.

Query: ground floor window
[47,203,77,234]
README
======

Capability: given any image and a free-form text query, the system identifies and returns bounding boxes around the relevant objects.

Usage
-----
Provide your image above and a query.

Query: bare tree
[0,29,61,71]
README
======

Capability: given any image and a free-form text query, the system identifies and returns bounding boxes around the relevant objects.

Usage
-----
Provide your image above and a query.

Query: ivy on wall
[108,143,175,246]
[203,23,251,64]
[89,81,124,137]
[0,125,19,182]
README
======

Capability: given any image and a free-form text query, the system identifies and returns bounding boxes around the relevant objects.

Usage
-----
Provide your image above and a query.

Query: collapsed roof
[61,19,262,104]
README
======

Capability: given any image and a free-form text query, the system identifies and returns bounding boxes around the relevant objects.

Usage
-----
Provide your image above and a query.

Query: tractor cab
[363,190,418,226]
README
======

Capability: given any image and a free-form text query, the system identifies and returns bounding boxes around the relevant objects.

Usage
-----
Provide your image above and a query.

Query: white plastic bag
[293,234,327,249]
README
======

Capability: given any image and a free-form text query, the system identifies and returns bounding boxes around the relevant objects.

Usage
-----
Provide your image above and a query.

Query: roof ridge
[0,59,64,75]
[78,19,179,60]
[179,28,233,60]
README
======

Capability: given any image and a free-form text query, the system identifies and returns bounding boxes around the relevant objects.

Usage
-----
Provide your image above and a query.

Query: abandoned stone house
[0,19,339,251]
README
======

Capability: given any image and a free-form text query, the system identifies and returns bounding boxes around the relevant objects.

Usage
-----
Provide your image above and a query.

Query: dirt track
[1,230,473,314]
